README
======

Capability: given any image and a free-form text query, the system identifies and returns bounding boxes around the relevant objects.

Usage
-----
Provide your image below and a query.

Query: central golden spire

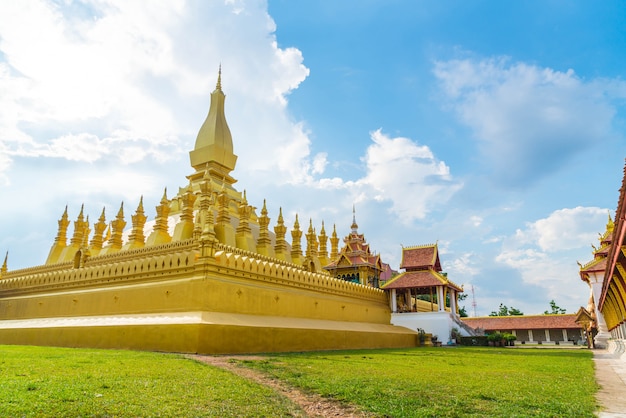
[189,66,238,184]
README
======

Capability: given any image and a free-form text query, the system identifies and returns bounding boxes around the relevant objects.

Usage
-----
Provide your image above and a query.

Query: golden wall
[0,240,417,353]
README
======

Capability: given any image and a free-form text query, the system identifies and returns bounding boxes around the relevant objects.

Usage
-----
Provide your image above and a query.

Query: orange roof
[382,269,463,292]
[580,257,608,276]
[462,314,581,331]
[382,270,444,289]
[400,244,441,271]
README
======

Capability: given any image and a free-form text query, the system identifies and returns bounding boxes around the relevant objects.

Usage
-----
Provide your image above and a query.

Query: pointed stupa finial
[190,64,237,175]
[1,251,7,274]
[161,188,169,204]
[607,211,615,233]
[216,64,222,91]
[351,204,358,233]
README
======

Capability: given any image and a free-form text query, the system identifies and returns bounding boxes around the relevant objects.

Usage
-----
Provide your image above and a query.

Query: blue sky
[1,0,625,316]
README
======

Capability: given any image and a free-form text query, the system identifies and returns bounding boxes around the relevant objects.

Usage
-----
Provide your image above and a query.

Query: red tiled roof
[381,269,463,292]
[462,314,581,331]
[580,257,607,275]
[382,270,445,289]
[400,245,441,271]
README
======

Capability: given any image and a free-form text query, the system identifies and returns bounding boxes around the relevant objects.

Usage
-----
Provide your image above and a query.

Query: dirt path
[187,354,373,418]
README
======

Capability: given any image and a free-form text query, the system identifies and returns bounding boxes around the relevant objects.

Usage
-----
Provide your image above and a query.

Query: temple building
[382,244,472,343]
[578,213,614,348]
[0,70,418,354]
[323,207,385,287]
[597,163,626,354]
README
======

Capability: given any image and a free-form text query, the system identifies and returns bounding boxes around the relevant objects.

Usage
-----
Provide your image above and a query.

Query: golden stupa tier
[0,69,417,353]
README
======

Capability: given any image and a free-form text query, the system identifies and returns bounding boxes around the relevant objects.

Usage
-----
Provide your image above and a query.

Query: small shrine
[382,244,463,313]
[323,207,385,288]
[382,244,471,343]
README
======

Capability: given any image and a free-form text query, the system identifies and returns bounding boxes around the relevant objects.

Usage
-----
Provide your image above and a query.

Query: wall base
[0,312,418,354]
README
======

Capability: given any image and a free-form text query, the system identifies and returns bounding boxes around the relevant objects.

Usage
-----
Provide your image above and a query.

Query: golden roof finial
[1,251,7,274]
[216,64,222,90]
[607,210,615,233]
[351,204,358,232]
[294,213,300,229]
[278,207,284,222]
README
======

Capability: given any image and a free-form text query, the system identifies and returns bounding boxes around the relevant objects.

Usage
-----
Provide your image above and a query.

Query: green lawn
[0,345,299,417]
[0,345,597,417]
[240,347,598,417]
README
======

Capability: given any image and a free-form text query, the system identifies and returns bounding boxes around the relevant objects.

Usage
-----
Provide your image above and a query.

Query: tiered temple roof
[323,207,384,287]
[598,161,626,332]
[383,244,462,292]
[579,213,614,281]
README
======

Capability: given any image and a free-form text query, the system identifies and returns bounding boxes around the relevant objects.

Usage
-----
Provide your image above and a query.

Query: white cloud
[445,252,480,278]
[303,129,462,222]
[0,0,321,197]
[496,206,608,302]
[434,57,624,186]
[357,129,462,221]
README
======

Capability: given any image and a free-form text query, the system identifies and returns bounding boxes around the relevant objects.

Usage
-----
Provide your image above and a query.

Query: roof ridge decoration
[579,256,606,272]
[402,243,438,250]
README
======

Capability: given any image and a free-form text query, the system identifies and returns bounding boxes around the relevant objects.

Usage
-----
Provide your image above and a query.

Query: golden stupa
[0,69,417,354]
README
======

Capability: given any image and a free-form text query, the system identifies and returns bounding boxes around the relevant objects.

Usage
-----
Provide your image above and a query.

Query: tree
[544,299,566,315]
[489,303,524,316]
[458,293,468,317]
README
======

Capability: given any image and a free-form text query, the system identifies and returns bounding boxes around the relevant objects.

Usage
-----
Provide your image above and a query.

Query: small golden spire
[351,204,358,233]
[216,64,222,90]
[607,211,615,233]
[104,222,112,243]
[1,251,7,274]
[278,207,284,223]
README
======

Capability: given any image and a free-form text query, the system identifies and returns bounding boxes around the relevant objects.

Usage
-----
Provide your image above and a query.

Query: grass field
[241,347,598,417]
[0,345,299,417]
[0,345,597,417]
